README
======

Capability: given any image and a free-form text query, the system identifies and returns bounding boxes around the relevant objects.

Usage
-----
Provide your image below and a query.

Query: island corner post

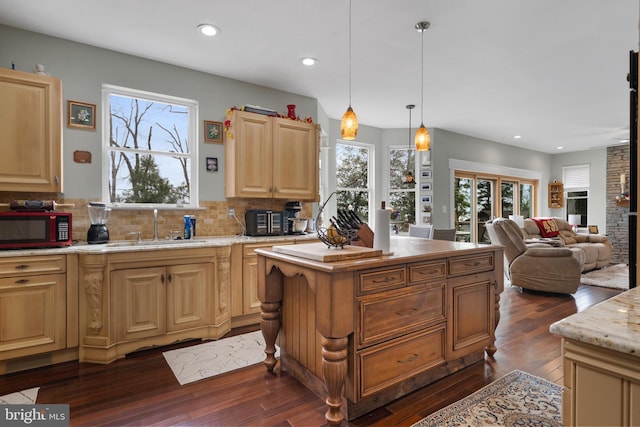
[256,240,504,426]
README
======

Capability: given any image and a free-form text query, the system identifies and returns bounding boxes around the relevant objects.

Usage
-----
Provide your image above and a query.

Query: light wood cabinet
[549,181,564,208]
[225,110,319,201]
[79,247,230,363]
[561,339,640,426]
[0,68,62,192]
[0,254,79,374]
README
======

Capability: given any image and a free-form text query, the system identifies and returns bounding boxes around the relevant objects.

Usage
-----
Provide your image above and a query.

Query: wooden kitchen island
[256,237,504,425]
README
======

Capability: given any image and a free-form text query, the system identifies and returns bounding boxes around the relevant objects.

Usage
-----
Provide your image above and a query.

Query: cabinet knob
[54,176,60,185]
[15,264,29,270]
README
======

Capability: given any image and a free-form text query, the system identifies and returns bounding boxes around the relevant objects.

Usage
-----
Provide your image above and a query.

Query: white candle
[621,173,626,185]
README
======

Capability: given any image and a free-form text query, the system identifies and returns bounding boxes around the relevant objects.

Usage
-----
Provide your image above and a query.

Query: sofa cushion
[531,218,560,238]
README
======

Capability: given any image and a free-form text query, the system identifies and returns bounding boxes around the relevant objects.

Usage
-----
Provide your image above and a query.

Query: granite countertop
[0,233,319,257]
[550,287,640,357]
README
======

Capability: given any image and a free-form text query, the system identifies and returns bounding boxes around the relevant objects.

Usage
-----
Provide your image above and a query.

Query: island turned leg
[321,336,349,426]
[485,283,501,357]
[261,301,281,372]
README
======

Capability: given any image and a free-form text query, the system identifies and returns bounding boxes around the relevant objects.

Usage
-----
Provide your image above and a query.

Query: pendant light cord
[420,25,424,124]
[348,0,352,107]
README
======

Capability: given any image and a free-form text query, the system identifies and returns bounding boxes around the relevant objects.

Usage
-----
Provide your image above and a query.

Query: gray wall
[1,24,610,232]
[0,24,318,201]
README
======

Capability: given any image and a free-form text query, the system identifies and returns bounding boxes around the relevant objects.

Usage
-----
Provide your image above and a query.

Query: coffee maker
[87,202,111,244]
[283,201,302,234]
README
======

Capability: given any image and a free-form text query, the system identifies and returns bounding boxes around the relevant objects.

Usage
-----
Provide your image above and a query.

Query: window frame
[387,144,418,231]
[335,139,374,223]
[101,84,199,209]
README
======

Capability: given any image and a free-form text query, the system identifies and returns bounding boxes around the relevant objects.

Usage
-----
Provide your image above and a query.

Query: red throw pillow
[531,218,559,238]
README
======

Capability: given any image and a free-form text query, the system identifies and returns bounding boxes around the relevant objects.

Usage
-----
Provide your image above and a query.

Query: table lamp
[568,214,581,232]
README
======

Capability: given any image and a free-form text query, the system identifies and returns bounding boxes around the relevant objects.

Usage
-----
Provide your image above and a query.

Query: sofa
[522,217,611,272]
[485,218,581,294]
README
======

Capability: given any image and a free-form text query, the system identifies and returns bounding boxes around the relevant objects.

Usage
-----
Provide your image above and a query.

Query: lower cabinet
[79,246,230,363]
[0,254,78,374]
[562,339,640,426]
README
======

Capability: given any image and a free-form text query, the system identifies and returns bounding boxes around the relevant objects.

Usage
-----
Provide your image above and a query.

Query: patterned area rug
[0,388,39,404]
[411,370,561,427]
[581,263,628,290]
[163,330,279,385]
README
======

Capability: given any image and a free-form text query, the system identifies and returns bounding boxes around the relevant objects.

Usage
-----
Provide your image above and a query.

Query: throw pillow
[531,217,560,238]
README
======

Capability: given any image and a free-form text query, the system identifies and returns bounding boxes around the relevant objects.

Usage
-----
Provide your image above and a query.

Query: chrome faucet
[153,209,159,241]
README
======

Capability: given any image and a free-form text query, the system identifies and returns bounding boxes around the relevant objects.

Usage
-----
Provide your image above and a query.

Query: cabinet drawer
[358,325,446,398]
[358,283,445,348]
[243,241,291,257]
[358,266,406,294]
[0,256,66,277]
[409,261,446,283]
[448,253,494,277]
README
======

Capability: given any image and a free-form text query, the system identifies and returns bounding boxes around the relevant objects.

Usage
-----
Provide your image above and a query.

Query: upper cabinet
[0,69,63,192]
[225,110,319,201]
[548,182,564,208]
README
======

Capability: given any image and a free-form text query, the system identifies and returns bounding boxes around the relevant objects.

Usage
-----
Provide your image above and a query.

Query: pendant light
[404,104,416,185]
[341,0,358,140]
[415,21,431,151]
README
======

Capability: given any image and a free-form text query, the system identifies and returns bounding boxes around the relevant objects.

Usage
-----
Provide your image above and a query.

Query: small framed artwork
[420,182,432,191]
[421,150,431,166]
[421,169,432,179]
[588,225,599,234]
[204,120,223,143]
[206,157,219,172]
[67,100,96,130]
[421,212,431,224]
[421,195,432,204]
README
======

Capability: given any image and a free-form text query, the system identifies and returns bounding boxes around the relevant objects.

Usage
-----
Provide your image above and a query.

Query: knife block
[350,223,374,248]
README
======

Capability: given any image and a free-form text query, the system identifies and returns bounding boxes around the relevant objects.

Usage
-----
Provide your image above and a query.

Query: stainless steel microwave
[245,210,283,236]
[0,211,72,249]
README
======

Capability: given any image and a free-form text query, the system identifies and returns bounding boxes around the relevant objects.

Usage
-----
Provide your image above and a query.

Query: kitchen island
[550,286,640,426]
[256,237,504,425]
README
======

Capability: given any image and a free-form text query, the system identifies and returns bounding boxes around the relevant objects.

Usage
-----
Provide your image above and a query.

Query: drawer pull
[372,276,395,284]
[466,261,481,266]
[396,308,417,316]
[397,353,419,364]
[15,279,29,284]
[15,264,29,270]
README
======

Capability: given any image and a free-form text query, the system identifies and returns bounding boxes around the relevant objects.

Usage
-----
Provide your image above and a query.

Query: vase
[287,104,296,120]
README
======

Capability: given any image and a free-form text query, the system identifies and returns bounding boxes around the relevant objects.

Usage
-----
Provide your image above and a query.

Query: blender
[87,202,111,244]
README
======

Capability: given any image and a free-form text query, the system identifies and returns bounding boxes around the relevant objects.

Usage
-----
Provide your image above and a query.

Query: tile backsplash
[0,193,313,242]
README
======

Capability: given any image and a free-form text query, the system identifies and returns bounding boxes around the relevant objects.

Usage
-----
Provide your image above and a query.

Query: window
[335,141,373,222]
[102,84,198,207]
[388,146,416,231]
[563,165,589,225]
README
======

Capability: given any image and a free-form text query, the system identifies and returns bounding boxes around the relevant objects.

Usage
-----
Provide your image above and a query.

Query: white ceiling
[0,0,638,153]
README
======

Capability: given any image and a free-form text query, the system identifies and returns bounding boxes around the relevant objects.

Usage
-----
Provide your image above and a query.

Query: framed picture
[421,195,432,204]
[206,157,218,172]
[67,100,96,130]
[204,120,223,143]
[420,182,432,191]
[421,150,431,166]
[588,225,599,234]
[421,169,432,179]
[420,212,431,224]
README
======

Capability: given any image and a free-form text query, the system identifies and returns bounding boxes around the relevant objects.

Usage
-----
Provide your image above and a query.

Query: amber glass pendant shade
[341,106,358,140]
[415,124,431,151]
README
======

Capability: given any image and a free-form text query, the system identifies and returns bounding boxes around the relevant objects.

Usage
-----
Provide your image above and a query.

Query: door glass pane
[520,183,533,218]
[455,177,473,242]
[477,179,493,244]
[501,181,515,218]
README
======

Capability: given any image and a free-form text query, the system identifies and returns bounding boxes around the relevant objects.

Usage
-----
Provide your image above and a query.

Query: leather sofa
[486,218,581,293]
[522,217,611,272]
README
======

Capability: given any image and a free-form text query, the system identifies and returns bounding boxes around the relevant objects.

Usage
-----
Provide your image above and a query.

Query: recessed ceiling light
[198,24,221,37]
[513,135,522,139]
[300,57,318,66]
[557,146,564,150]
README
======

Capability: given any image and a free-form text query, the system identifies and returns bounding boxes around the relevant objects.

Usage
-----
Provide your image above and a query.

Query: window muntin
[388,147,417,231]
[102,85,198,207]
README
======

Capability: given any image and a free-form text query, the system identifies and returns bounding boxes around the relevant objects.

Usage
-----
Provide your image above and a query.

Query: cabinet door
[0,69,62,192]
[0,273,66,359]
[166,263,212,331]
[272,117,319,200]
[446,272,494,360]
[225,111,273,198]
[112,267,166,341]
[243,253,263,315]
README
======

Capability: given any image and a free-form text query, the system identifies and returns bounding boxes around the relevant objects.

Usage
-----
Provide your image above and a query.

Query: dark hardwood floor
[0,284,622,426]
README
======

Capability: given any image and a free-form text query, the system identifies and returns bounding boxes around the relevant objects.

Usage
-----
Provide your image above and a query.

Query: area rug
[581,263,628,290]
[163,330,279,385]
[0,388,39,404]
[411,370,561,427]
